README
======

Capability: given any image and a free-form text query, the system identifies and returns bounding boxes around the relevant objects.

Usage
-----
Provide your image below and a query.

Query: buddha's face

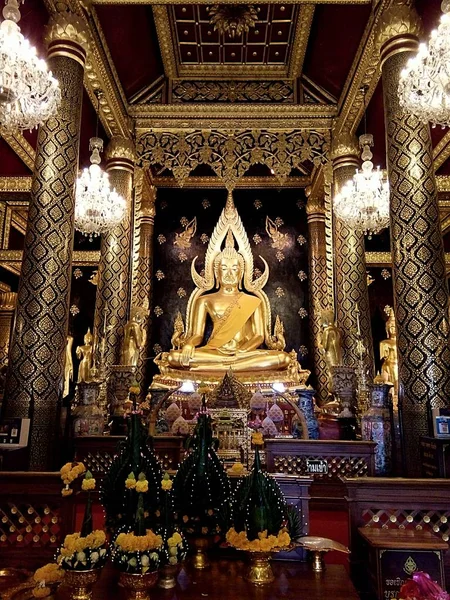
[387,322,396,338]
[218,256,241,287]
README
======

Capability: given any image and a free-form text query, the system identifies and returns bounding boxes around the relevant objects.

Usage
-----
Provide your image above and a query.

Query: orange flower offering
[226,528,291,552]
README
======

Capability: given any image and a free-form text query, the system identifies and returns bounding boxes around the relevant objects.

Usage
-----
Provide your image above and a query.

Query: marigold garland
[115,530,163,553]
[251,432,264,446]
[161,472,173,491]
[226,528,291,552]
[59,530,106,558]
[32,563,64,598]
[60,462,86,496]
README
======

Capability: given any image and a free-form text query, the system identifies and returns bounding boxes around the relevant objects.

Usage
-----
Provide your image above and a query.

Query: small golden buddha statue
[379,307,398,394]
[63,335,73,397]
[319,310,342,371]
[76,328,94,383]
[156,192,305,384]
[121,306,148,367]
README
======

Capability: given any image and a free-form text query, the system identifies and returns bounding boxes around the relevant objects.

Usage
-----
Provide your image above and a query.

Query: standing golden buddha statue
[76,328,94,383]
[379,307,398,395]
[319,309,342,372]
[154,192,309,388]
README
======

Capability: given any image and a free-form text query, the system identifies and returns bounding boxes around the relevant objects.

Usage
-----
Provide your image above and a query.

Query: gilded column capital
[106,136,135,173]
[305,187,325,222]
[45,11,89,66]
[331,131,359,171]
[0,291,16,310]
[375,2,422,66]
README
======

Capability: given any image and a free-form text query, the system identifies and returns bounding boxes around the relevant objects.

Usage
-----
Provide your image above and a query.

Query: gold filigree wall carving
[171,80,295,104]
[137,129,329,189]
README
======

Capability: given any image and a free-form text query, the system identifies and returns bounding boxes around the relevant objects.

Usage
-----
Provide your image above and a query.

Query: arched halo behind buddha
[153,191,309,390]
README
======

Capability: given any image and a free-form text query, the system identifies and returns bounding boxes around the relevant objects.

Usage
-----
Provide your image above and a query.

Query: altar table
[3,562,359,600]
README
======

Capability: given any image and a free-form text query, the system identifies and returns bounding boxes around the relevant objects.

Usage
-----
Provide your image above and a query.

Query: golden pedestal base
[64,568,101,600]
[119,571,159,600]
[158,564,180,589]
[245,553,274,585]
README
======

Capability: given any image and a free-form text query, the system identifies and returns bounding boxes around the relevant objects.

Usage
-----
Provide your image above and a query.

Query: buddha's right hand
[180,343,194,367]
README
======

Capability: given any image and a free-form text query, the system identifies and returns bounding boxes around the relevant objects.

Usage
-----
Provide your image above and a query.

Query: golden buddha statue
[76,328,94,383]
[121,306,148,367]
[319,309,342,372]
[154,192,308,388]
[380,307,398,394]
[63,335,73,397]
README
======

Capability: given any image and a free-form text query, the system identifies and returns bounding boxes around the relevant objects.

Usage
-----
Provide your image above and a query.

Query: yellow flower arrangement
[32,586,51,598]
[60,462,86,496]
[167,532,182,548]
[226,528,291,552]
[33,563,64,584]
[135,472,148,493]
[135,480,148,493]
[197,386,209,394]
[129,385,140,395]
[115,530,163,553]
[229,462,244,475]
[125,472,136,490]
[251,432,264,446]
[81,471,96,491]
[59,531,106,558]
[161,472,172,491]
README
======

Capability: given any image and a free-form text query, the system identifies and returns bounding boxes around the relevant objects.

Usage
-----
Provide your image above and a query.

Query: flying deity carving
[154,192,309,388]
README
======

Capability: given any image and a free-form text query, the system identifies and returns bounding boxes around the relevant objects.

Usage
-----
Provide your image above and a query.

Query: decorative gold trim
[0,133,35,171]
[365,251,391,266]
[132,104,336,131]
[0,250,100,274]
[437,176,450,194]
[0,177,32,192]
[92,0,371,5]
[334,0,394,139]
[434,132,450,172]
[153,175,310,188]
[289,5,315,78]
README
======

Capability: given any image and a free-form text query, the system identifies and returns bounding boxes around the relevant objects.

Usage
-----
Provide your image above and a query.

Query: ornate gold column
[131,173,156,394]
[306,177,332,405]
[94,137,134,369]
[2,12,88,470]
[0,292,16,365]
[377,2,450,475]
[332,133,375,379]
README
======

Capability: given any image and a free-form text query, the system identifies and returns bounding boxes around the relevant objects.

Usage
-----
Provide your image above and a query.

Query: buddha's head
[214,231,245,289]
[385,308,396,339]
[321,309,335,327]
[84,328,93,345]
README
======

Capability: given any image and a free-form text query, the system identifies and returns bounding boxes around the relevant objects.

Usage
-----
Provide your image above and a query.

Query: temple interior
[1,0,450,598]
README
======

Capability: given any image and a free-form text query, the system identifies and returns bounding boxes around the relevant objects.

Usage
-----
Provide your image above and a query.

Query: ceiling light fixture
[334,89,390,239]
[398,0,450,128]
[75,93,126,239]
[0,0,60,131]
[207,4,258,39]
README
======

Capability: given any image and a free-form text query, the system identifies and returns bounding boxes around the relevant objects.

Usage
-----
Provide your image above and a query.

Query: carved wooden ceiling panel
[170,4,298,66]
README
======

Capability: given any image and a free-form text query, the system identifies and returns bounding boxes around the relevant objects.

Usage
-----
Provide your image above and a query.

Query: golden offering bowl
[119,571,159,600]
[63,568,101,600]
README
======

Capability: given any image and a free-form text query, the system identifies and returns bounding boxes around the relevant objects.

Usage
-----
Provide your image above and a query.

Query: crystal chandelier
[208,4,258,39]
[75,136,126,239]
[334,134,390,239]
[0,0,60,131]
[398,0,450,128]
